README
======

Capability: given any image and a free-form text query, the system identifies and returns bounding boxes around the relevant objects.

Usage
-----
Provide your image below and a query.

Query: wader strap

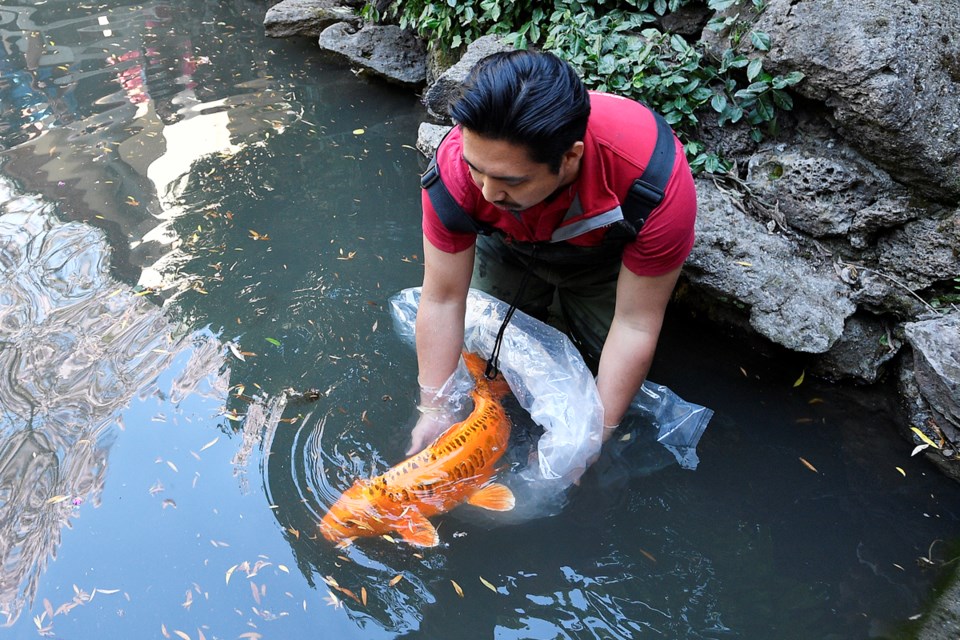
[621,111,676,234]
[485,245,539,380]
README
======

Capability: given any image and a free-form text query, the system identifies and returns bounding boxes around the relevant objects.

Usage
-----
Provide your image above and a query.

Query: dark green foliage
[373,0,803,173]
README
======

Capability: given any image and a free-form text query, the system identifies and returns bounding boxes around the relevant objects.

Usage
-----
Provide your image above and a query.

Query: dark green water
[1,2,958,638]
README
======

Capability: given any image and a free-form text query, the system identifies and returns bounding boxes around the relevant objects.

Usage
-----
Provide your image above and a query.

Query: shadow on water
[1,0,960,638]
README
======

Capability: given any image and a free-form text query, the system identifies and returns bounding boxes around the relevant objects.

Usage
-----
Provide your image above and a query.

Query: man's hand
[407,408,456,456]
[405,381,463,456]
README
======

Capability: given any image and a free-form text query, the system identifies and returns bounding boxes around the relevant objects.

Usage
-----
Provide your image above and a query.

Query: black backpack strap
[621,110,676,234]
[420,130,495,235]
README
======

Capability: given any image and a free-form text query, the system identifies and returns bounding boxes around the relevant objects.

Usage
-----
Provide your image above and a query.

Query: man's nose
[480,178,506,203]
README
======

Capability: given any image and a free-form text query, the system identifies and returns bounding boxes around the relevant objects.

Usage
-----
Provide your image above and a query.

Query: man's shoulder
[585,93,659,173]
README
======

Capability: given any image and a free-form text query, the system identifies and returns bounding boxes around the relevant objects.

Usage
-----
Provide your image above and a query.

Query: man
[409,49,697,456]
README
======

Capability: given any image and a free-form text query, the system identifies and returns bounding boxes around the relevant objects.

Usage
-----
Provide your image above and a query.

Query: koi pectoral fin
[466,483,515,512]
[395,509,440,547]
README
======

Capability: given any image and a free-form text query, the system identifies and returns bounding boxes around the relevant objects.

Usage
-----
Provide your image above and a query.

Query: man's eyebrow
[461,154,527,182]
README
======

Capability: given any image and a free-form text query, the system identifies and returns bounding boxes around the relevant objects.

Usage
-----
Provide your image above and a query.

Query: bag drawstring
[485,245,538,379]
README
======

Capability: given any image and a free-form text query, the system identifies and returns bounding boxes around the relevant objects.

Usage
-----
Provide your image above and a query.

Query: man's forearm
[595,317,659,434]
[415,296,466,390]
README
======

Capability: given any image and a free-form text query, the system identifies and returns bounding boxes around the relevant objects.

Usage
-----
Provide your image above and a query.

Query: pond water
[2,1,959,638]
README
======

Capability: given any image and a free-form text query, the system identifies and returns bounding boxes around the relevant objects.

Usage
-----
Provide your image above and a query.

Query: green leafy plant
[374,0,804,173]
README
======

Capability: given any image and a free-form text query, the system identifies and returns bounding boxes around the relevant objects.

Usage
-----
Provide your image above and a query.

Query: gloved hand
[406,381,462,456]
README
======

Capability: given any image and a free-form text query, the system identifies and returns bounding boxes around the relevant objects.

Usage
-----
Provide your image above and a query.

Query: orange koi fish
[320,352,514,547]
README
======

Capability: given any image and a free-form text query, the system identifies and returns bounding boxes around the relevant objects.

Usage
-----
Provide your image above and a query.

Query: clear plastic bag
[389,287,712,516]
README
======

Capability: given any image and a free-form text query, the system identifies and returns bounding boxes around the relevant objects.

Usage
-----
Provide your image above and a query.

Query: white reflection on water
[0,174,227,626]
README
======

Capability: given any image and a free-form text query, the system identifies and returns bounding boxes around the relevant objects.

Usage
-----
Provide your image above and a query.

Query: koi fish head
[319,479,390,544]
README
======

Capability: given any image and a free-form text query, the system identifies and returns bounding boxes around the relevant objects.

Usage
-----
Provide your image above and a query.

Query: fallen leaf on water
[361,586,368,605]
[734,260,753,267]
[162,499,177,509]
[46,495,69,505]
[479,576,498,593]
[266,337,281,346]
[199,437,219,452]
[353,128,365,135]
[174,629,190,640]
[126,196,140,206]
[288,527,300,539]
[451,580,464,598]
[910,427,940,449]
[166,461,178,473]
[248,230,270,241]
[382,534,396,544]
[639,549,657,563]
[238,633,263,640]
[793,370,805,387]
[278,565,289,573]
[799,457,818,473]
[388,574,404,587]
[161,624,171,638]
[182,590,193,609]
[250,581,261,605]
[896,466,906,477]
[225,564,238,585]
[228,343,245,361]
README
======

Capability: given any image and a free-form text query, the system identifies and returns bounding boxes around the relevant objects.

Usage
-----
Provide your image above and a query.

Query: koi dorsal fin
[462,352,511,399]
[394,509,440,547]
[466,483,515,511]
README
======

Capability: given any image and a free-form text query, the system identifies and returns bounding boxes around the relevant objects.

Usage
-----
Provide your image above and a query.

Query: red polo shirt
[422,91,697,277]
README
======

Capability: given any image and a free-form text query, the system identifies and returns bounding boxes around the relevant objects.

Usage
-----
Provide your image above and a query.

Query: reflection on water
[0,176,227,626]
[0,1,300,294]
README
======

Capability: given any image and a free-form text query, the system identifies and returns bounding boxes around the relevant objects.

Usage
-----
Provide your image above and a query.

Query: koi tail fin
[462,351,510,399]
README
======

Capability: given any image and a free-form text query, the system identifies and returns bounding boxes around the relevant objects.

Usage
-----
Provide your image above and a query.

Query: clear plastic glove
[406,379,466,456]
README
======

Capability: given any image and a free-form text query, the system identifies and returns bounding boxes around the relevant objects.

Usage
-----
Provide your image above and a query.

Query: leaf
[47,495,70,505]
[479,576,498,593]
[266,337,281,346]
[361,586,368,605]
[225,564,238,585]
[911,444,930,457]
[896,466,906,477]
[174,630,191,640]
[750,31,771,51]
[352,128,365,135]
[451,580,464,597]
[199,437,219,452]
[746,58,763,82]
[910,427,940,449]
[228,343,245,361]
[799,457,818,473]
[389,574,404,587]
[793,370,805,387]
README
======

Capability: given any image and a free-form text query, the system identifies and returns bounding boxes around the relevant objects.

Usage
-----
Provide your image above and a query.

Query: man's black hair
[449,50,591,173]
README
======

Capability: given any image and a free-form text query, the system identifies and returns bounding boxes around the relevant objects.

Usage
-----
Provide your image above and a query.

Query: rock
[810,313,900,383]
[318,23,426,87]
[416,122,451,158]
[744,138,920,243]
[421,35,514,121]
[264,0,359,39]
[750,0,960,201]
[871,208,960,291]
[905,312,960,435]
[683,178,856,353]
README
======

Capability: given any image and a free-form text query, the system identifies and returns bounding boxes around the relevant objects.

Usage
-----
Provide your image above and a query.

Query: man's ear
[561,141,585,175]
